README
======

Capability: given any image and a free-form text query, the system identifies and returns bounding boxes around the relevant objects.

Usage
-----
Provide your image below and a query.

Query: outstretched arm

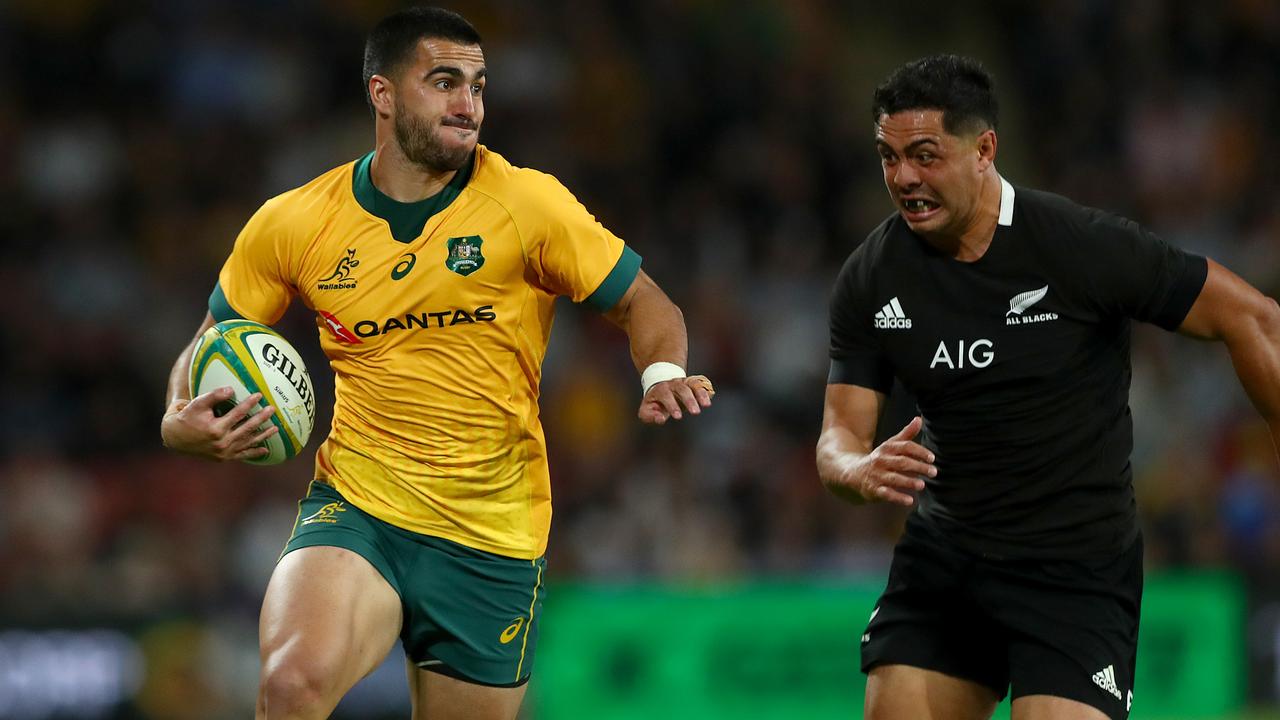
[816,384,935,507]
[1179,259,1280,460]
[160,311,278,461]
[604,269,714,425]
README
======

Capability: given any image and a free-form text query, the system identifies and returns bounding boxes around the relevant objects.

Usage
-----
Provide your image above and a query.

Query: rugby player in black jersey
[817,54,1280,720]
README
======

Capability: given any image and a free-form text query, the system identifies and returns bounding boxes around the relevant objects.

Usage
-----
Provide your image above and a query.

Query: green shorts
[281,481,545,687]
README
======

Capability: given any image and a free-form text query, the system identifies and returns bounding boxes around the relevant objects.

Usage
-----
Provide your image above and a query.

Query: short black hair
[362,6,483,105]
[871,54,998,136]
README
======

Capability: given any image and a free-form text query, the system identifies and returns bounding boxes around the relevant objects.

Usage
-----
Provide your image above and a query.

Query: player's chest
[298,214,525,348]
[869,270,1096,391]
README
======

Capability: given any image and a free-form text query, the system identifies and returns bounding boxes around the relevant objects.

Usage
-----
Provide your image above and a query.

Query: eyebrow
[875,138,940,153]
[427,65,486,81]
[904,139,939,152]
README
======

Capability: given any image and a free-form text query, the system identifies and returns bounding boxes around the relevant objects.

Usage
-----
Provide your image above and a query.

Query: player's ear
[975,128,997,170]
[368,74,395,119]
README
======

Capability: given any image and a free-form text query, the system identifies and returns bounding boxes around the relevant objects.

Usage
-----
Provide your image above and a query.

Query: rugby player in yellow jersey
[159,7,713,719]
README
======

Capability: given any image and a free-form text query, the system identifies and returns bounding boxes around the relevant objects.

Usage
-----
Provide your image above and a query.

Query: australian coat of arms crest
[445,236,485,276]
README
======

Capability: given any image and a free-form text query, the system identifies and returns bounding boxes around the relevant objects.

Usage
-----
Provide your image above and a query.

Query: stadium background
[3,0,1279,717]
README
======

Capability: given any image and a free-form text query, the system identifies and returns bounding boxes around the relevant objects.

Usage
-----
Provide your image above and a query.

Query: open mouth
[902,198,940,214]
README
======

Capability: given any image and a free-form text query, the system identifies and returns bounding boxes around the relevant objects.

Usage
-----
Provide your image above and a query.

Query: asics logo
[500,618,525,644]
[391,253,416,281]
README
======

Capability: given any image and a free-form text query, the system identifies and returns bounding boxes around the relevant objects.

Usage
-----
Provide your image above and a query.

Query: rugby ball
[188,320,316,465]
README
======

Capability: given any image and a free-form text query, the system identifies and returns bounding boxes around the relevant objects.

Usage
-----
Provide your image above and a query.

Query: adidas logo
[1091,665,1122,700]
[874,297,912,329]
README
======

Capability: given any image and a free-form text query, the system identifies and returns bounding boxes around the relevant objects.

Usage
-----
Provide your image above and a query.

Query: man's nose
[452,88,476,116]
[893,162,921,191]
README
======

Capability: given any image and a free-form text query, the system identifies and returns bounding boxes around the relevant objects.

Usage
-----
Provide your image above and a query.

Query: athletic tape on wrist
[641,362,686,394]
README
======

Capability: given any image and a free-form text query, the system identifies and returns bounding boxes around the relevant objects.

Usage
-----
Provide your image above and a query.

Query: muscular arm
[603,269,713,424]
[604,269,688,372]
[816,384,935,507]
[165,312,218,407]
[1178,259,1280,458]
[160,312,278,461]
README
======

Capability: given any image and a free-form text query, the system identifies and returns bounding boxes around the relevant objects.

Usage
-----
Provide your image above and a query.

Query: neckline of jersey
[351,150,476,243]
[916,176,1016,267]
[963,175,1015,266]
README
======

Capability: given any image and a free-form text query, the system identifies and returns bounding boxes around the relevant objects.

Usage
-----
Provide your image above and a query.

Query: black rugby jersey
[828,178,1207,559]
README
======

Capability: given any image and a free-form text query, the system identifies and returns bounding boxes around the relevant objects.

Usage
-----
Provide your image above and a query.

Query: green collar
[352,151,474,243]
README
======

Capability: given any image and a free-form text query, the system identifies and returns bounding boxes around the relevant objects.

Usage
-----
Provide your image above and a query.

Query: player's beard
[393,102,475,172]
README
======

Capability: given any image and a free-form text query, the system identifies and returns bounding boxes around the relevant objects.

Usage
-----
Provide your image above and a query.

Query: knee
[258,652,340,719]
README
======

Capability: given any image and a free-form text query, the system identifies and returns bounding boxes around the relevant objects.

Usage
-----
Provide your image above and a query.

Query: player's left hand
[639,375,714,425]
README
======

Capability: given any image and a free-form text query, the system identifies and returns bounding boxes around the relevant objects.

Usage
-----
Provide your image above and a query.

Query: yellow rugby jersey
[210,145,640,559]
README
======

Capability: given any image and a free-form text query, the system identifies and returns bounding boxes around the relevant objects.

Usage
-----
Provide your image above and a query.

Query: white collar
[998,175,1015,227]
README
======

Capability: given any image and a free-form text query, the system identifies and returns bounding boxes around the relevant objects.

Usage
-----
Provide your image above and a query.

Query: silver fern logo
[1006,285,1048,316]
[1005,285,1058,326]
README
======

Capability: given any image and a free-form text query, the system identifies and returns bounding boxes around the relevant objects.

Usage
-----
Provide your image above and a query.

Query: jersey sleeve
[1084,211,1208,330]
[212,196,299,324]
[828,249,893,393]
[516,172,640,312]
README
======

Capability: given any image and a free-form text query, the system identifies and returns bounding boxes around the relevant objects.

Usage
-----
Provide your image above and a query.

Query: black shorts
[861,516,1142,719]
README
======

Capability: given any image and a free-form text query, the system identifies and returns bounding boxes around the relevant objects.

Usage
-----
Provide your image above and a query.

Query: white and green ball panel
[225,322,314,450]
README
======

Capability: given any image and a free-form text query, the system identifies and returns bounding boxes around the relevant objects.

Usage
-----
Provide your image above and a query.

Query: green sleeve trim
[209,282,245,321]
[584,246,642,312]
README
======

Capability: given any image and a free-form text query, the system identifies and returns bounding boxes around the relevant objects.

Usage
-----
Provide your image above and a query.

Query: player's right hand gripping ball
[189,320,316,464]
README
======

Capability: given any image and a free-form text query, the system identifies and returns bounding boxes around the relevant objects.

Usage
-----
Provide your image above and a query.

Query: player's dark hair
[363,6,483,107]
[871,54,998,136]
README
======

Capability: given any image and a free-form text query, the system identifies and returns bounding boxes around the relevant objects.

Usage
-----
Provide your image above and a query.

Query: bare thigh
[1011,694,1110,720]
[866,664,1000,720]
[257,546,403,718]
[407,662,528,720]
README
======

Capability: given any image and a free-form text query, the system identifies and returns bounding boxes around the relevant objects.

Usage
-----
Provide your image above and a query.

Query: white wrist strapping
[641,361,686,394]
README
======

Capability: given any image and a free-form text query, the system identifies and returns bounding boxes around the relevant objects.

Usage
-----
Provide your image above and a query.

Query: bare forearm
[814,391,930,508]
[1224,297,1280,446]
[625,289,688,371]
[167,313,218,409]
[816,427,870,488]
[1179,261,1280,460]
[605,271,712,425]
[166,342,197,408]
[161,312,276,459]
[606,271,688,371]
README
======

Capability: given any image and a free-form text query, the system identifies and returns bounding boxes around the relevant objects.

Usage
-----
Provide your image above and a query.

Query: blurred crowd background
[2,0,1280,717]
